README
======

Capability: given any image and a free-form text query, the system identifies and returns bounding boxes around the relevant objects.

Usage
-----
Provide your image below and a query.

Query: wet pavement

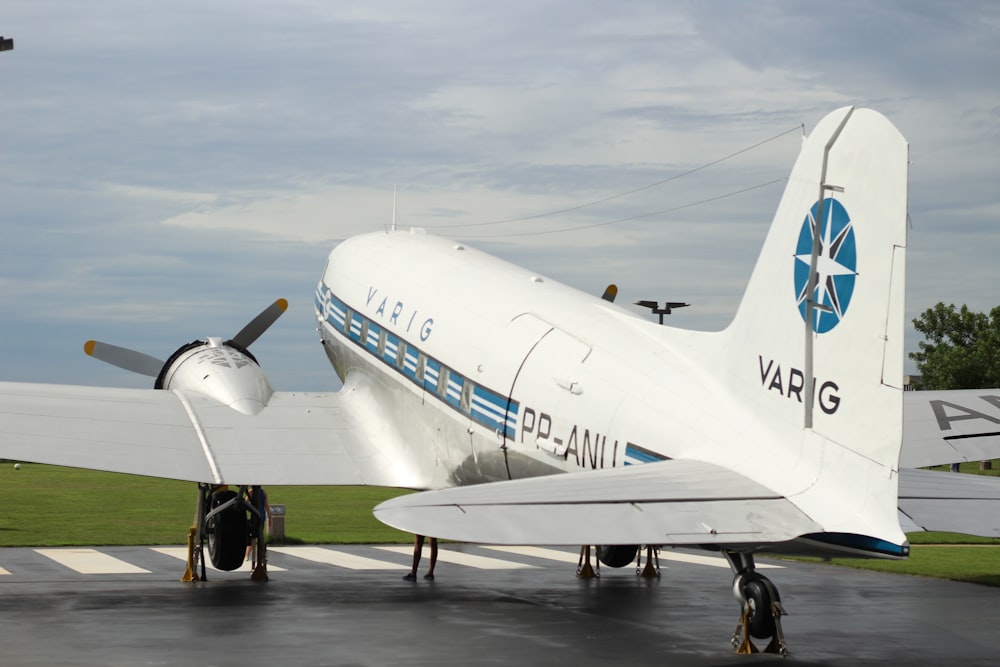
[0,544,997,666]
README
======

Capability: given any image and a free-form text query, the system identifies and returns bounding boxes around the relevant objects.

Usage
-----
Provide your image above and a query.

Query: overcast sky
[2,1,997,391]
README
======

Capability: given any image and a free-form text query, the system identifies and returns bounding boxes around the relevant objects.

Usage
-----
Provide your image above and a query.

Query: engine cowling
[155,337,273,415]
[597,545,639,568]
[84,299,286,416]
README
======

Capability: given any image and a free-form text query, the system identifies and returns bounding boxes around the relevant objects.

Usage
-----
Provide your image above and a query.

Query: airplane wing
[897,467,1000,537]
[901,390,1000,468]
[0,379,425,488]
[373,459,822,546]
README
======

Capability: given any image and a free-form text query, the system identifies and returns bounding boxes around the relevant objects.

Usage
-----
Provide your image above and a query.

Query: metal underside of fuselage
[320,318,565,489]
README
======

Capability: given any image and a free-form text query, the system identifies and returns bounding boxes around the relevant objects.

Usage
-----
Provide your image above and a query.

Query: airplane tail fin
[701,107,909,548]
[724,106,907,453]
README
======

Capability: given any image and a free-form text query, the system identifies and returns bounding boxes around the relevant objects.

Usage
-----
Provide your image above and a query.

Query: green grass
[2,464,998,587]
[927,459,1000,476]
[785,457,1000,586]
[908,531,1000,545]
[807,546,1000,587]
[0,464,413,547]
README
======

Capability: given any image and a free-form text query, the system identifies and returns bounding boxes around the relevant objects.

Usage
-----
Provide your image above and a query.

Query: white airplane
[2,106,1000,655]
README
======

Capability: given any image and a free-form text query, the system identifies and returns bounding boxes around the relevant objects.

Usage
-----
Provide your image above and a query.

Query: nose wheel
[725,551,788,656]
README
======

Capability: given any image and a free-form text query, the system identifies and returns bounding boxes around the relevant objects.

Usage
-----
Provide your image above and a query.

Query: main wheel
[743,576,780,639]
[597,545,639,568]
[207,490,249,571]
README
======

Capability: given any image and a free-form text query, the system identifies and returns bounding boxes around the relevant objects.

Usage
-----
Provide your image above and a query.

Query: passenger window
[460,381,473,413]
[437,367,450,398]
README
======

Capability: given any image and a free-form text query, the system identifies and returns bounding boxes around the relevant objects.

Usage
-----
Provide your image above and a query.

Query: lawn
[0,463,413,547]
[822,545,1000,587]
[1,463,997,587]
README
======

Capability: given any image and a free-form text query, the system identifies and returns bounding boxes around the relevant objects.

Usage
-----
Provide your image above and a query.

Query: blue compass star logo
[793,198,857,333]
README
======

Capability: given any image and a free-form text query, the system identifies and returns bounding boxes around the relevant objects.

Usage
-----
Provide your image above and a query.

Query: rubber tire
[744,577,779,639]
[597,545,639,568]
[207,490,249,571]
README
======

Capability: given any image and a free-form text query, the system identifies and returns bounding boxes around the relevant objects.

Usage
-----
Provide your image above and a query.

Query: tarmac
[0,543,997,666]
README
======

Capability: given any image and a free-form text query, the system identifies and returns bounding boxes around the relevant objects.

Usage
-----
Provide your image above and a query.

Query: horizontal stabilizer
[901,390,1000,468]
[374,459,822,546]
[898,468,1000,538]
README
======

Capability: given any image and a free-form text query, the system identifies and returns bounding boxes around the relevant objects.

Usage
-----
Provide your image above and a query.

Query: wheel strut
[183,482,270,582]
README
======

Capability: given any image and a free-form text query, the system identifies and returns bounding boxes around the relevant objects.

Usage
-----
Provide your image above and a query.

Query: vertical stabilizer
[695,108,910,546]
[724,107,908,467]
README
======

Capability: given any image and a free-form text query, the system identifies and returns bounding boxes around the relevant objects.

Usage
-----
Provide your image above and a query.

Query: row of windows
[316,283,519,439]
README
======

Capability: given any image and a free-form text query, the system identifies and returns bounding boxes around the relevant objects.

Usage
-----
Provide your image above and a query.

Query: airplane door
[503,315,592,471]
[461,312,552,465]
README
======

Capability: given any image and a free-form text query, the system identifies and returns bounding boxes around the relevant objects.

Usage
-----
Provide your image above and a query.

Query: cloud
[2,0,998,389]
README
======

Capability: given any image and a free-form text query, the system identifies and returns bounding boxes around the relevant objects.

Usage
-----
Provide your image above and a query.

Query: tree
[909,303,1000,390]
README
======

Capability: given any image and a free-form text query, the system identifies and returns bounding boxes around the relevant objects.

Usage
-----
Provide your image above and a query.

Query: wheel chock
[731,602,789,656]
[181,526,200,582]
[731,608,759,654]
[250,562,269,582]
[763,601,789,657]
[637,546,660,578]
[576,545,599,579]
[249,539,269,582]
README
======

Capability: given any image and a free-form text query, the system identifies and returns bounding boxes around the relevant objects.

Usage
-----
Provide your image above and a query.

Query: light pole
[635,300,690,325]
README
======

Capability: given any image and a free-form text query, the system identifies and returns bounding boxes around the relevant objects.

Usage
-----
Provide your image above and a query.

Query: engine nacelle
[597,544,639,568]
[156,337,274,415]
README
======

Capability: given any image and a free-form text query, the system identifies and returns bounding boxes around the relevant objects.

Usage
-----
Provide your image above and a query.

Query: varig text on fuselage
[366,286,434,342]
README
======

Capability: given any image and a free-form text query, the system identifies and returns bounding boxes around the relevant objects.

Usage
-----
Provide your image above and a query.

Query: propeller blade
[84,340,165,377]
[601,284,618,303]
[229,298,288,349]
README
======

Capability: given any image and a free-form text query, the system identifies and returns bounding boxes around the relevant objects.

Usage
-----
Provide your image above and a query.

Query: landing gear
[182,484,269,582]
[725,551,788,656]
[578,544,659,578]
[207,488,248,571]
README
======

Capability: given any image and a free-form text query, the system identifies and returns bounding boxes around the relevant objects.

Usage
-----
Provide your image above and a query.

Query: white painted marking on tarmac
[153,547,287,573]
[658,550,783,570]
[268,546,401,570]
[35,548,150,574]
[482,546,581,564]
[484,546,783,570]
[374,546,537,569]
[0,565,10,575]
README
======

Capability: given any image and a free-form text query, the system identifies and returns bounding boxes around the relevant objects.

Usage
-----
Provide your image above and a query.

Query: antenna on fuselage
[391,186,398,231]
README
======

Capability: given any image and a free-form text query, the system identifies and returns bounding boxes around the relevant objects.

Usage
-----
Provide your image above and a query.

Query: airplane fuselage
[314,229,774,491]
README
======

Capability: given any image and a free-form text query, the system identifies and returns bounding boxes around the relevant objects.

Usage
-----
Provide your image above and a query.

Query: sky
[1,1,998,391]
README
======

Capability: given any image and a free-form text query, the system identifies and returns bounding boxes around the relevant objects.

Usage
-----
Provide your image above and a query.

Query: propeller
[84,298,289,377]
[83,340,164,377]
[229,298,288,349]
